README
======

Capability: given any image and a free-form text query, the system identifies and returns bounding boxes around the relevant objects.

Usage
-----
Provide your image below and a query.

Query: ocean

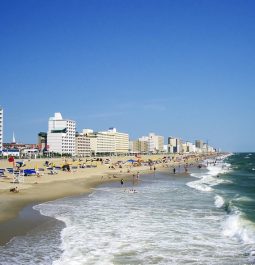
[0,153,254,265]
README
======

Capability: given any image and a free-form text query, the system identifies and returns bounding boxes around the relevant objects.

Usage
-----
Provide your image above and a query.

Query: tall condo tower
[0,107,3,151]
[47,112,76,156]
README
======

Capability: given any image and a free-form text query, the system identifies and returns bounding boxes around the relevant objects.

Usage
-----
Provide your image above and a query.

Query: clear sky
[1,0,255,152]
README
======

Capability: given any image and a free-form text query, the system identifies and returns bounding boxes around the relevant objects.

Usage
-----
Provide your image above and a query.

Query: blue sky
[1,0,255,152]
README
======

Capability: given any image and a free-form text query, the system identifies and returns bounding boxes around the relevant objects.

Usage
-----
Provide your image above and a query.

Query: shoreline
[0,154,218,245]
[0,169,193,246]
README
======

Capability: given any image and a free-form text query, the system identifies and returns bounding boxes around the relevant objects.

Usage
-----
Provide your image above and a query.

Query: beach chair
[0,170,5,178]
[12,170,24,184]
[7,168,14,174]
[24,169,36,176]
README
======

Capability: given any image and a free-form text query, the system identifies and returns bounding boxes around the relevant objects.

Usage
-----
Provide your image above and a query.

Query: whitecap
[223,213,255,245]
[215,195,225,208]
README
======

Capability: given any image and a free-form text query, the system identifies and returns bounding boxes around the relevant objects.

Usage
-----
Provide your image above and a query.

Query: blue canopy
[127,159,136,163]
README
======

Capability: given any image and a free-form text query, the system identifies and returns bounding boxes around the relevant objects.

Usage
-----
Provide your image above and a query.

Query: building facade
[148,133,164,153]
[75,131,97,157]
[107,128,129,154]
[168,137,181,153]
[38,132,48,153]
[47,112,76,156]
[195,140,204,149]
[75,128,129,156]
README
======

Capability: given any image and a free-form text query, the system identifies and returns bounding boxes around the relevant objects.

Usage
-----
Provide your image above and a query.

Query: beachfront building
[168,137,182,153]
[108,128,129,155]
[75,130,97,157]
[0,107,3,151]
[76,128,129,156]
[138,136,149,154]
[38,132,48,153]
[47,112,76,156]
[1,149,20,157]
[148,133,164,153]
[181,141,196,153]
[195,140,204,149]
[129,140,140,154]
[96,130,116,155]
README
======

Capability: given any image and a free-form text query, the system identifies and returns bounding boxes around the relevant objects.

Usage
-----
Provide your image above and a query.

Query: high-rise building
[168,137,181,153]
[47,112,76,156]
[138,136,149,154]
[195,140,204,149]
[0,107,3,151]
[107,128,129,154]
[38,132,47,153]
[75,130,97,157]
[76,128,129,156]
[148,133,164,153]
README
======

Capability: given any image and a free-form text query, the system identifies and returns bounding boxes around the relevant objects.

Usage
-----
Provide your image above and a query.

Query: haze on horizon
[1,0,255,152]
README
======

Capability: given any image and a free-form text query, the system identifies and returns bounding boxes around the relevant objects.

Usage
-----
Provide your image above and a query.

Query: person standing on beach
[120,178,124,187]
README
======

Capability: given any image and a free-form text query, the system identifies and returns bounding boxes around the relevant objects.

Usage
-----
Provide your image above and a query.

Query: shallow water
[0,154,254,265]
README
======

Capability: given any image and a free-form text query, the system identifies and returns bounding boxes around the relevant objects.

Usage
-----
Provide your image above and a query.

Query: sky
[0,0,255,152]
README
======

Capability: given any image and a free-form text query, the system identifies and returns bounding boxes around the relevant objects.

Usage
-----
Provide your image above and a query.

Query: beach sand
[0,153,216,245]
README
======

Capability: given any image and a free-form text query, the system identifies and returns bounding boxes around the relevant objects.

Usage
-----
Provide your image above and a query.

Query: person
[10,187,19,193]
[120,178,124,186]
[173,167,176,174]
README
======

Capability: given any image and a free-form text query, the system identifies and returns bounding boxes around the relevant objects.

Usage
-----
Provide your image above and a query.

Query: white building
[47,112,76,156]
[130,133,164,154]
[181,141,196,153]
[148,133,164,153]
[168,137,181,153]
[138,136,149,154]
[107,128,129,154]
[76,128,129,156]
[0,107,3,151]
[75,132,94,157]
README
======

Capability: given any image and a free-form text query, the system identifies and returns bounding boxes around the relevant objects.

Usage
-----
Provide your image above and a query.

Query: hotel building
[168,137,181,153]
[75,129,97,157]
[148,133,164,153]
[47,112,76,156]
[137,136,149,154]
[0,107,3,151]
[129,133,164,154]
[75,128,129,156]
[195,140,204,149]
[108,128,129,154]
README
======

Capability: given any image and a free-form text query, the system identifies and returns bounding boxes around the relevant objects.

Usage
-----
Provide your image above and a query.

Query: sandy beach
[0,153,217,245]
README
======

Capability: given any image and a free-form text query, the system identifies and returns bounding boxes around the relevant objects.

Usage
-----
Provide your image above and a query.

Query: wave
[187,180,213,192]
[223,212,255,245]
[215,195,225,208]
[187,154,233,193]
[233,196,254,203]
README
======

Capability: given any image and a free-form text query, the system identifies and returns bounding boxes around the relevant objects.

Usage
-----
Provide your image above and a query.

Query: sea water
[0,153,254,265]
